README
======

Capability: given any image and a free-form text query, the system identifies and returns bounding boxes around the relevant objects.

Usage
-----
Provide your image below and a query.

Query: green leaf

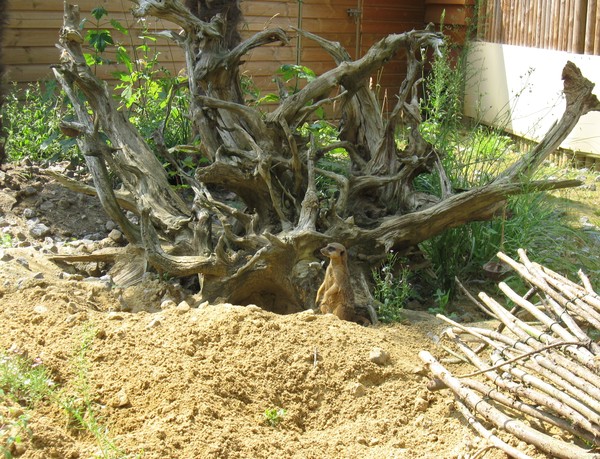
[110,19,128,34]
[86,29,114,53]
[256,93,280,105]
[91,6,108,21]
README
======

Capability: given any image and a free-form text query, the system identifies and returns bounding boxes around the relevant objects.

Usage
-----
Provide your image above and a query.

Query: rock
[110,388,130,408]
[33,304,48,314]
[146,317,162,329]
[16,257,30,269]
[297,309,317,321]
[107,312,124,320]
[414,396,429,412]
[369,347,390,365]
[347,382,367,397]
[0,250,13,262]
[38,200,54,212]
[29,223,51,239]
[106,220,117,231]
[22,186,38,197]
[176,301,191,314]
[22,208,37,219]
[108,229,123,243]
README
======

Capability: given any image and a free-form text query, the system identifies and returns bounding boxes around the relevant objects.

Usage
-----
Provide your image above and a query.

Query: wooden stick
[419,351,599,459]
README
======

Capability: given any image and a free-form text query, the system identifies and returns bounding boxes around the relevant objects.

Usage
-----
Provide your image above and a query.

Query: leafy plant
[1,81,78,162]
[372,252,415,323]
[0,234,12,249]
[263,407,286,427]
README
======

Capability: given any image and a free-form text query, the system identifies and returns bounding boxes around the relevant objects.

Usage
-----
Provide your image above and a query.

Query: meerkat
[315,242,356,321]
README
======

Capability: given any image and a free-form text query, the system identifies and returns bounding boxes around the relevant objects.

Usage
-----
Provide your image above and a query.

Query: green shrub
[2,81,78,162]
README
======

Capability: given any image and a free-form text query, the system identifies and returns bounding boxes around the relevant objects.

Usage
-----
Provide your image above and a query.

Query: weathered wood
[52,0,597,317]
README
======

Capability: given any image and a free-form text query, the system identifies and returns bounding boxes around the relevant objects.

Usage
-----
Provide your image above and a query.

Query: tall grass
[415,23,598,301]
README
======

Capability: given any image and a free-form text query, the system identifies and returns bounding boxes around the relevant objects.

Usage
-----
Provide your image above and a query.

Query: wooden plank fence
[479,0,600,55]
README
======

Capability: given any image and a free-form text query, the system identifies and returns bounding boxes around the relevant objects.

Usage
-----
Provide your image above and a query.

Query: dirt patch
[0,164,554,458]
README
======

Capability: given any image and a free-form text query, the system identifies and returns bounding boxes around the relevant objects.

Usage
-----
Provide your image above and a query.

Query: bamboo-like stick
[420,351,600,459]
[498,281,578,342]
[501,347,600,414]
[489,352,600,429]
[459,326,600,390]
[454,400,534,459]
[579,269,596,294]
[462,378,599,445]
[446,328,600,437]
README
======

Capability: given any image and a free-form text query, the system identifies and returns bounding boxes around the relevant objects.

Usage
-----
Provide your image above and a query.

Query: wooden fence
[478,0,600,55]
[4,0,473,96]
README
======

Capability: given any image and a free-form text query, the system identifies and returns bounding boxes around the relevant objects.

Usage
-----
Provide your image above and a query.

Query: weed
[372,252,415,323]
[0,234,12,249]
[428,289,453,317]
[0,350,54,458]
[1,81,78,162]
[59,325,127,458]
[263,407,286,427]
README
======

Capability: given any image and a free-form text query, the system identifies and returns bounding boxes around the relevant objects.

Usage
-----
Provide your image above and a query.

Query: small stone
[0,250,13,262]
[348,382,367,397]
[146,317,161,329]
[38,200,55,211]
[31,272,44,280]
[175,301,191,314]
[105,220,117,231]
[16,257,30,269]
[369,347,390,365]
[297,309,317,321]
[29,223,51,239]
[246,304,262,312]
[110,388,130,408]
[33,304,48,314]
[108,229,123,243]
[22,208,37,219]
[414,396,429,412]
[107,312,124,320]
[22,186,38,197]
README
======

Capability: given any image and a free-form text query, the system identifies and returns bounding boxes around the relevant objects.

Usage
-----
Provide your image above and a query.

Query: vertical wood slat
[481,0,600,56]
[567,0,575,51]
[572,0,586,52]
[535,0,543,48]
[596,0,600,53]
[557,0,565,49]
[516,0,524,46]
[585,0,598,53]
[544,0,553,48]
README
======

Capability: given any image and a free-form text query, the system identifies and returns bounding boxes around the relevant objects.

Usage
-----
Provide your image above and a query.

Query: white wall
[464,42,600,156]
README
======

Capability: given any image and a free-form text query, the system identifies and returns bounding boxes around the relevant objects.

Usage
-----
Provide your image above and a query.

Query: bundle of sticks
[420,249,600,459]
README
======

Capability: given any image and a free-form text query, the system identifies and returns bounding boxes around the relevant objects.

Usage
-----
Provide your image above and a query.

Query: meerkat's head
[320,242,347,260]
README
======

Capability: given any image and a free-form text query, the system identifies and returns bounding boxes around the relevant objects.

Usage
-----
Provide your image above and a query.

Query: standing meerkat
[315,243,356,321]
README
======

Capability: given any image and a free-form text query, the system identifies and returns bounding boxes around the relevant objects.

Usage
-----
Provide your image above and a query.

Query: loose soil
[2,162,596,459]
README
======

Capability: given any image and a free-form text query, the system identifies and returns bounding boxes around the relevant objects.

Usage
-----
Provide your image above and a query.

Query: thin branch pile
[420,250,600,459]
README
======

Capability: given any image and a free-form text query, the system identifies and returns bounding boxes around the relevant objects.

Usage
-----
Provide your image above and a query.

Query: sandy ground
[0,163,556,459]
